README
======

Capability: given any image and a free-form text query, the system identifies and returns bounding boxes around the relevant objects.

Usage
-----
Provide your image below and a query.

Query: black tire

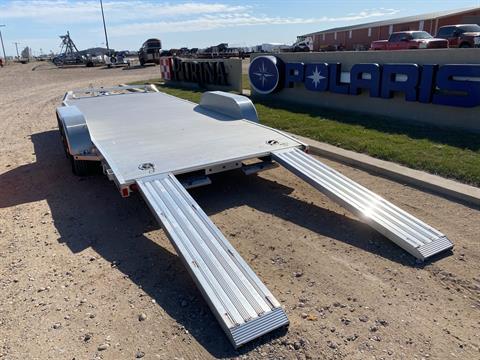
[60,134,70,159]
[71,158,100,176]
[57,119,71,160]
[460,43,471,48]
[72,159,90,176]
[139,58,145,66]
[86,61,94,67]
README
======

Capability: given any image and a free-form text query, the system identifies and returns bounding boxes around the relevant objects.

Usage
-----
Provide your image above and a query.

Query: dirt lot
[0,62,479,360]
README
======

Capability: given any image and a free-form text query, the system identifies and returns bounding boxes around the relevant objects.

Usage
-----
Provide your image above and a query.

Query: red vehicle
[371,31,449,50]
[436,24,480,48]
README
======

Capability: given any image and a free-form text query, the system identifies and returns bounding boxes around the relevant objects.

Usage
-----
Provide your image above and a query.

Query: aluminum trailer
[56,86,453,348]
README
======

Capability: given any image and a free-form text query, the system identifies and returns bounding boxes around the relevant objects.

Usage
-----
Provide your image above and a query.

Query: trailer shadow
[191,170,420,266]
[0,130,285,358]
[0,129,422,357]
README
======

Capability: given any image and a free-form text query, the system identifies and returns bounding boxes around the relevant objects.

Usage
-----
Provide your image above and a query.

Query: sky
[0,0,479,56]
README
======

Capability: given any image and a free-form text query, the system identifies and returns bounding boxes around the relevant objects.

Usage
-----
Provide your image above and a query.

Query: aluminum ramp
[137,173,288,348]
[272,148,453,261]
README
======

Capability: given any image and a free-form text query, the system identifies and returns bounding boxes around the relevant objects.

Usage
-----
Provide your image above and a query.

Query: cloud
[0,1,249,23]
[107,8,401,36]
[0,1,400,50]
[0,1,398,30]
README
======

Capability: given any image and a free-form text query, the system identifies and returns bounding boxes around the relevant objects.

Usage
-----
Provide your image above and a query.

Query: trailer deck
[56,86,453,348]
[65,91,301,185]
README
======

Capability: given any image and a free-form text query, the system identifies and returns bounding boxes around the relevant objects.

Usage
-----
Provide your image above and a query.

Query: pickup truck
[138,38,161,66]
[436,24,480,48]
[371,31,449,50]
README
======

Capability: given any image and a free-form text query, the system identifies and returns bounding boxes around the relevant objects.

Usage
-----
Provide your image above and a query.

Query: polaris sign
[248,55,480,108]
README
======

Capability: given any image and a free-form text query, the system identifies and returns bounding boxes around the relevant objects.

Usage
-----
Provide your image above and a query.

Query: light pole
[99,0,110,55]
[0,25,6,64]
[13,41,20,59]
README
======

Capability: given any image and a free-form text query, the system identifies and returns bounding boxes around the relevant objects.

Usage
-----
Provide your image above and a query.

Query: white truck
[56,86,453,348]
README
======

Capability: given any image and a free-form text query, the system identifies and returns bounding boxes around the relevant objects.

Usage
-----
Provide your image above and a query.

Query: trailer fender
[199,91,259,123]
[56,105,96,158]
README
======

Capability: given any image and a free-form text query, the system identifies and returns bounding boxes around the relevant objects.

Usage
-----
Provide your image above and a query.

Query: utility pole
[0,25,6,64]
[99,0,110,55]
[13,41,20,59]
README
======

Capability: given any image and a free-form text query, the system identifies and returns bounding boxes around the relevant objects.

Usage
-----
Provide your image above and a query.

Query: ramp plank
[272,148,453,260]
[137,173,288,347]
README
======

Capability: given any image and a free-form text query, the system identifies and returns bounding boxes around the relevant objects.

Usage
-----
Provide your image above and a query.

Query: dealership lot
[0,63,479,359]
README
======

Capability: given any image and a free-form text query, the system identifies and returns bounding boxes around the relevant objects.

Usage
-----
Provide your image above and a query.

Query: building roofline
[300,6,480,37]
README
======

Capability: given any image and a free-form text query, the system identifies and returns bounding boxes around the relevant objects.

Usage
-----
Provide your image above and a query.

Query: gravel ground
[0,62,479,360]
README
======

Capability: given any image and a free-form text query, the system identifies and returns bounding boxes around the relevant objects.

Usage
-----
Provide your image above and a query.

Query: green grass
[129,80,480,187]
[242,74,250,90]
[131,75,251,90]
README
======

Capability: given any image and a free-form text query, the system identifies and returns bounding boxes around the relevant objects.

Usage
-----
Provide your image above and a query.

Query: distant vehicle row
[134,24,480,66]
[136,38,313,65]
[371,24,480,50]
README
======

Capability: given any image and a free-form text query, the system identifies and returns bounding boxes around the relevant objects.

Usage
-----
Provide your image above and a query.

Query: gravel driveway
[0,62,479,360]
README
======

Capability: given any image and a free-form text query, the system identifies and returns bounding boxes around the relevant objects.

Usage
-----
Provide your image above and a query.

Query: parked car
[371,31,449,50]
[293,42,311,52]
[138,38,161,66]
[436,24,480,48]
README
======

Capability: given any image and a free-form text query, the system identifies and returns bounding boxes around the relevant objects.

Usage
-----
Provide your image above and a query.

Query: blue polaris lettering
[433,64,480,107]
[328,63,350,94]
[349,63,381,97]
[304,63,329,92]
[284,62,304,88]
[418,64,438,103]
[381,64,419,102]
[251,56,480,107]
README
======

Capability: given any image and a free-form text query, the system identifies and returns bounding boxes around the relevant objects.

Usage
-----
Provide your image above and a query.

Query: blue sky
[0,0,479,56]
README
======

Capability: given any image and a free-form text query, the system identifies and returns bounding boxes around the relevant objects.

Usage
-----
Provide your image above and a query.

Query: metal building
[299,6,480,51]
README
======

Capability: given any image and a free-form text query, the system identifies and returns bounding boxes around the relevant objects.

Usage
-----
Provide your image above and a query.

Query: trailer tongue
[56,87,452,348]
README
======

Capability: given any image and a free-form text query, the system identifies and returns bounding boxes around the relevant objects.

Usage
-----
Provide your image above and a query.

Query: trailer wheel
[57,119,71,159]
[71,158,99,176]
[60,134,70,159]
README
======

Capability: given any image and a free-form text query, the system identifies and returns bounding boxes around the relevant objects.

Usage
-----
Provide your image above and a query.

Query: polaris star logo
[307,66,325,88]
[304,63,329,91]
[248,55,282,94]
[253,62,274,87]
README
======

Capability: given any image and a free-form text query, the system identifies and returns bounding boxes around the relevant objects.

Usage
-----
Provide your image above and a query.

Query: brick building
[299,6,480,51]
